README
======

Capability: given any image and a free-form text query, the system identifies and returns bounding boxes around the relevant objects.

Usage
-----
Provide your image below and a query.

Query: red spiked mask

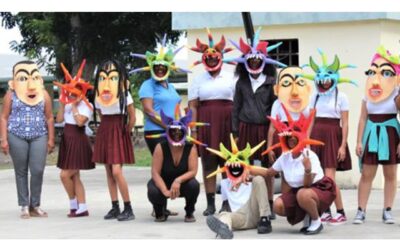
[262,104,324,155]
[53,59,94,110]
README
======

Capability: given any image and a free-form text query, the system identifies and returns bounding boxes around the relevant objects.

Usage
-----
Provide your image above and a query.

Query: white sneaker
[382,209,395,224]
[353,209,365,224]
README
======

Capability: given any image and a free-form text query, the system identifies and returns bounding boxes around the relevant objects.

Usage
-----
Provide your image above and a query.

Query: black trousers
[147,178,200,217]
[144,130,166,155]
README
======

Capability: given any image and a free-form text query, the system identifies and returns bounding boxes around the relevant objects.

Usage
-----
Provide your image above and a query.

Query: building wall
[185,20,400,189]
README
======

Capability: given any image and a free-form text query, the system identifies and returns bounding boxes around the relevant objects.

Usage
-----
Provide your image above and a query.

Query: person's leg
[273,197,286,217]
[296,188,323,234]
[73,172,88,216]
[60,170,78,200]
[202,155,219,215]
[357,164,378,211]
[104,164,120,219]
[180,178,200,222]
[382,164,397,224]
[112,164,134,221]
[325,168,346,224]
[147,179,168,221]
[8,133,30,208]
[28,135,48,216]
[261,159,275,220]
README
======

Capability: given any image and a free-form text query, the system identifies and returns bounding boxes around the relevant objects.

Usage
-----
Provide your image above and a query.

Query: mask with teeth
[262,104,324,155]
[130,34,190,81]
[301,49,357,96]
[53,59,94,110]
[145,104,209,147]
[229,27,287,74]
[189,28,234,72]
[206,134,265,184]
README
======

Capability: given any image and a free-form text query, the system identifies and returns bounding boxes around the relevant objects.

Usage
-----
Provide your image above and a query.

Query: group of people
[1,28,400,238]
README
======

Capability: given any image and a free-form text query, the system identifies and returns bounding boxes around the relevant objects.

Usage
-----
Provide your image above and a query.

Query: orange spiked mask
[53,59,94,110]
[262,104,324,156]
[206,134,265,184]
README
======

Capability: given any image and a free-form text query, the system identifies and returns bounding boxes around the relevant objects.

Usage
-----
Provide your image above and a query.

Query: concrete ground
[0,167,400,239]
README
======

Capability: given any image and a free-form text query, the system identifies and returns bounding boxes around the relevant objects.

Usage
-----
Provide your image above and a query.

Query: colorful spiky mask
[130,34,190,82]
[53,59,94,110]
[229,27,286,74]
[189,28,234,72]
[206,134,265,184]
[145,105,209,147]
[262,104,324,156]
[302,49,356,96]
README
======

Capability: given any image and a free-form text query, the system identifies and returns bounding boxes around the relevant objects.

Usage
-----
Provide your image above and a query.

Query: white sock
[307,217,322,231]
[76,203,88,214]
[69,198,78,210]
[302,214,310,228]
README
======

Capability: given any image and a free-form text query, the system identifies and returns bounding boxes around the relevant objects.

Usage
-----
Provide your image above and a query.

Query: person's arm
[126,103,136,133]
[0,91,12,155]
[337,110,349,161]
[302,150,315,187]
[231,81,241,138]
[188,99,199,138]
[44,91,55,154]
[56,102,65,123]
[170,145,199,199]
[266,123,276,164]
[151,144,170,198]
[356,101,368,157]
[141,98,165,128]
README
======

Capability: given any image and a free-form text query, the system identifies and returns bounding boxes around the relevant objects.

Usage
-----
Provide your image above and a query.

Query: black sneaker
[203,205,216,216]
[104,207,120,220]
[257,216,272,234]
[117,208,135,221]
[206,215,233,239]
[219,200,231,213]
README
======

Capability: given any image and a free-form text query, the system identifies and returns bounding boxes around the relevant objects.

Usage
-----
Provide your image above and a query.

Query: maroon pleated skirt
[197,100,233,157]
[92,115,135,165]
[362,114,400,165]
[311,118,352,171]
[279,176,337,225]
[238,122,269,162]
[57,124,95,170]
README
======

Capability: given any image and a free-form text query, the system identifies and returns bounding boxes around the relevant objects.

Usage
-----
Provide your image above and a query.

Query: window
[265,39,299,67]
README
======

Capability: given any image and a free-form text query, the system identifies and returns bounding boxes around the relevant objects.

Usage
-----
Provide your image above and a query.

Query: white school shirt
[249,73,267,93]
[272,149,324,188]
[64,101,93,126]
[311,91,349,119]
[95,92,133,115]
[270,100,311,122]
[220,178,252,212]
[188,70,236,101]
[363,87,399,114]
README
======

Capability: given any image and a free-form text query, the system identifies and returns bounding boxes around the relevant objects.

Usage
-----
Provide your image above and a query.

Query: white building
[172,12,400,189]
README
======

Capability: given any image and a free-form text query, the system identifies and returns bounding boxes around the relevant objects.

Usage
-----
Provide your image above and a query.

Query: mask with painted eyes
[274,66,312,113]
[206,134,265,185]
[229,27,286,74]
[9,62,44,106]
[262,104,324,155]
[365,45,400,103]
[189,28,235,72]
[301,49,357,96]
[130,34,190,82]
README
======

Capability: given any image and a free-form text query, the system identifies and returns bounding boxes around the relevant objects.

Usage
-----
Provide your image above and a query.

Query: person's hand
[1,139,9,155]
[71,95,83,106]
[397,143,400,158]
[162,189,171,198]
[47,139,55,154]
[268,151,276,164]
[231,170,250,191]
[356,142,363,158]
[170,179,181,200]
[302,150,311,172]
[337,145,346,162]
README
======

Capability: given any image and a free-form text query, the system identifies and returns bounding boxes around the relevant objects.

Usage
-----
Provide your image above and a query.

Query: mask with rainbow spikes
[301,49,357,96]
[262,104,324,156]
[53,59,94,110]
[189,28,235,72]
[130,34,190,82]
[145,104,209,147]
[228,27,287,74]
[206,134,265,185]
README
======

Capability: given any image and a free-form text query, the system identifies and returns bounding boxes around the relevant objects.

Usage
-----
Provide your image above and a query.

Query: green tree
[0,12,182,109]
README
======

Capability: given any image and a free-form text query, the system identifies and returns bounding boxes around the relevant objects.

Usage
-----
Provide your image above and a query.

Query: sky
[0,18,22,55]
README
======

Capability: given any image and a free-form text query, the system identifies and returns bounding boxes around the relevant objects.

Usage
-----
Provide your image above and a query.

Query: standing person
[188,28,236,215]
[147,105,206,222]
[267,66,312,194]
[230,28,286,218]
[134,34,188,217]
[302,49,356,225]
[353,45,400,225]
[54,60,95,217]
[0,61,55,218]
[93,59,135,221]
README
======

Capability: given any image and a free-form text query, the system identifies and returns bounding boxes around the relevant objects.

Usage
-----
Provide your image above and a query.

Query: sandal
[20,206,30,219]
[29,207,48,218]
